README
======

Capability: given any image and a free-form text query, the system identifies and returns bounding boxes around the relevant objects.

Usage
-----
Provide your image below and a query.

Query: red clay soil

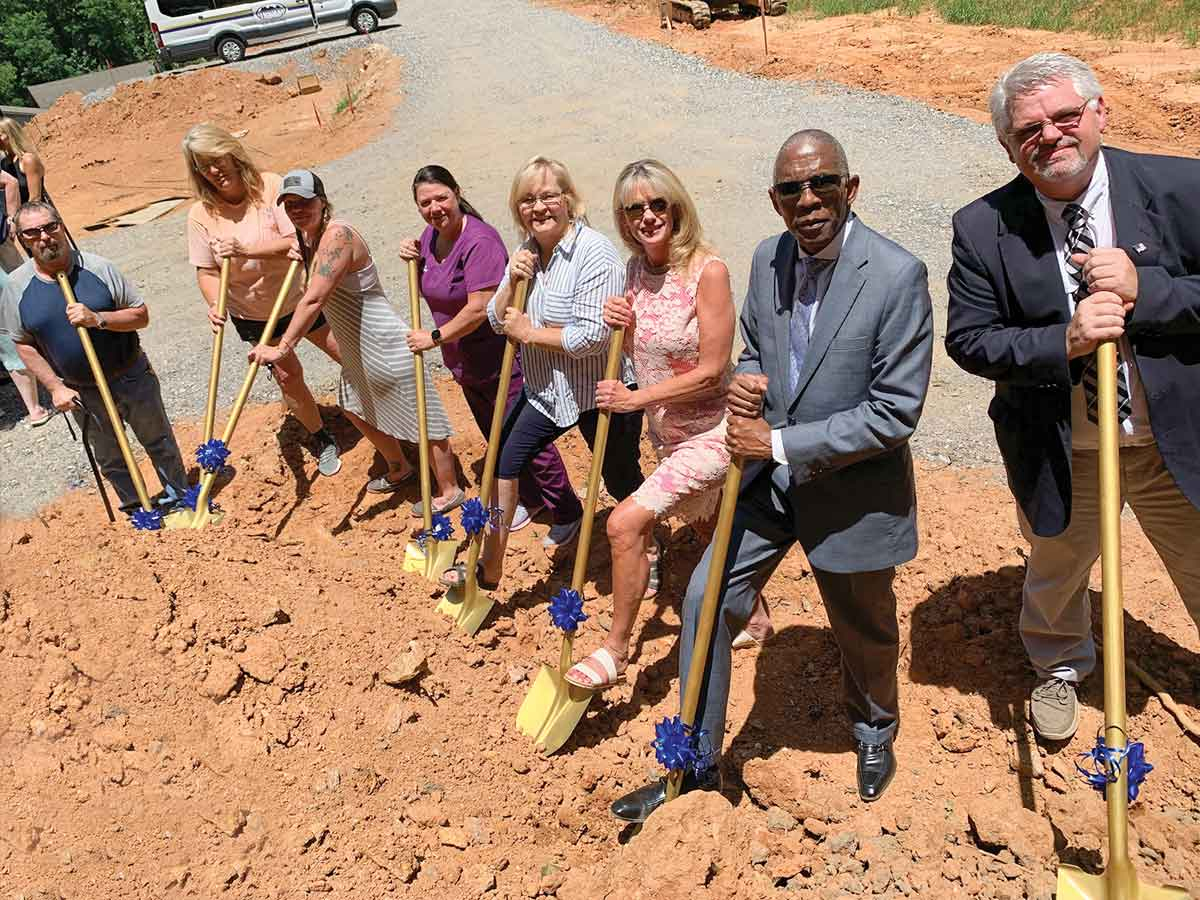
[25,44,402,235]
[1,385,1198,898]
[549,1,1200,159]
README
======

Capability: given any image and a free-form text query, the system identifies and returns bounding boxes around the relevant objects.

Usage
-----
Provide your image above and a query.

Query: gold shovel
[56,273,189,530]
[663,452,745,801]
[188,260,300,527]
[515,328,625,754]
[202,258,231,444]
[437,279,530,634]
[401,259,459,579]
[1055,340,1186,900]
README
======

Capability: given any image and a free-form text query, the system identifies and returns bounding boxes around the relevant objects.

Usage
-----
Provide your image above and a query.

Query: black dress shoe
[610,765,722,824]
[856,739,895,802]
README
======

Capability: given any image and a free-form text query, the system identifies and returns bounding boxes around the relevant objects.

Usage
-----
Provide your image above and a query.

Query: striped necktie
[1063,202,1131,425]
[789,257,825,394]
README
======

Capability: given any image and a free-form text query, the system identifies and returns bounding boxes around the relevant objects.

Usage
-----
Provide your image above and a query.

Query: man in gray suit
[612,130,933,822]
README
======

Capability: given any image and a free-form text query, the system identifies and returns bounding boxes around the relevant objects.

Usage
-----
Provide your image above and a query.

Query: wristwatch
[430,328,442,345]
[96,311,108,330]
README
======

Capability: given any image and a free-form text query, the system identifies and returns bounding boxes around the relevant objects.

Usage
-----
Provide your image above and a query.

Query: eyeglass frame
[622,197,670,222]
[1007,99,1093,148]
[517,191,566,212]
[772,173,845,200]
[18,219,64,241]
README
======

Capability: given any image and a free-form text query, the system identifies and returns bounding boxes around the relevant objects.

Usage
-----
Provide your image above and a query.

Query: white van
[144,0,398,65]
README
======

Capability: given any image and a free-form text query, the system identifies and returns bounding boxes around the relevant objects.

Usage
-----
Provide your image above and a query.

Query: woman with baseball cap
[248,170,464,507]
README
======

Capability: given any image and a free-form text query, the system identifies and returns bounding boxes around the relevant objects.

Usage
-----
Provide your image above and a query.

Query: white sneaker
[510,503,544,533]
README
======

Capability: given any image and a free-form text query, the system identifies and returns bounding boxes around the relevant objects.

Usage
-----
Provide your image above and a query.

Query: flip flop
[27,409,56,428]
[564,646,627,691]
[440,561,499,592]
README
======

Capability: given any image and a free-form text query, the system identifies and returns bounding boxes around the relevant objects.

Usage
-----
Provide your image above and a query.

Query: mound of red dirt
[1,384,1198,897]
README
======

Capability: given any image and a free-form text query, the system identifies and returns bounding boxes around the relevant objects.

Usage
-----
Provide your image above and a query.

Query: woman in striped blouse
[441,156,645,591]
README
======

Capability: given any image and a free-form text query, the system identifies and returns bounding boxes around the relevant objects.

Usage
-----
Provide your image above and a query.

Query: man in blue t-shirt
[0,201,188,511]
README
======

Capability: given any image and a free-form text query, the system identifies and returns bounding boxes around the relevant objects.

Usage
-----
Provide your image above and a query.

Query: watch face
[431,329,442,343]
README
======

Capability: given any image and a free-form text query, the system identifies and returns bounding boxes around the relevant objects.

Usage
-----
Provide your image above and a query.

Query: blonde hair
[508,156,586,237]
[612,158,712,273]
[181,122,265,210]
[0,117,34,160]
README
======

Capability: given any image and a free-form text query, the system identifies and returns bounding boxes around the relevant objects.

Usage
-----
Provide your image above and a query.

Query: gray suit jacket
[736,217,934,573]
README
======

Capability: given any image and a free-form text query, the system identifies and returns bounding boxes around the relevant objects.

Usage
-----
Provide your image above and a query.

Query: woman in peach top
[182,123,343,475]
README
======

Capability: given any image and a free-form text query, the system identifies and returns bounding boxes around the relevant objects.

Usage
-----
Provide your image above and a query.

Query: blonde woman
[0,118,47,207]
[566,159,770,691]
[440,156,645,591]
[183,123,342,475]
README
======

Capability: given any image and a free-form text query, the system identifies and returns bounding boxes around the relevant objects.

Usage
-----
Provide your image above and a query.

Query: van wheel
[352,8,379,33]
[216,36,246,63]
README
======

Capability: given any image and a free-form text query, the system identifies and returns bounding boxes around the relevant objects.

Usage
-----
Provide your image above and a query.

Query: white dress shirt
[1035,153,1153,448]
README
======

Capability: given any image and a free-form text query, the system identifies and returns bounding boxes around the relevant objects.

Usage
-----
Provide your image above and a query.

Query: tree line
[0,0,156,107]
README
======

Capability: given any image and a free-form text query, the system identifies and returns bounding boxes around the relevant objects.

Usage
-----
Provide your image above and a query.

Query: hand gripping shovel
[55,273,188,530]
[188,260,300,527]
[1055,341,1186,900]
[515,328,625,754]
[437,279,530,634]
[663,453,745,802]
[402,259,459,580]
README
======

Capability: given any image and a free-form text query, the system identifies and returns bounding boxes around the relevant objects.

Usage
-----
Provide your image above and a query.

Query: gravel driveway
[0,0,1013,517]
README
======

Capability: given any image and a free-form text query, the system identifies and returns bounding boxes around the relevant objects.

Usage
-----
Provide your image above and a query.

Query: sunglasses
[773,174,843,199]
[19,220,63,241]
[622,197,669,221]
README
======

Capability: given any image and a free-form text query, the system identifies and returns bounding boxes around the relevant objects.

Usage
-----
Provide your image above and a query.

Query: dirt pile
[551,1,1200,159]
[28,44,403,234]
[1,385,1198,898]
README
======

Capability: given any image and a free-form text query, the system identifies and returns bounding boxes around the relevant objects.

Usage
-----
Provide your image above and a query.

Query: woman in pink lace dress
[566,159,770,691]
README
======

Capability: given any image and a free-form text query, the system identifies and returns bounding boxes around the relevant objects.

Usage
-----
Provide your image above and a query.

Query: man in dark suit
[946,52,1200,742]
[610,130,933,822]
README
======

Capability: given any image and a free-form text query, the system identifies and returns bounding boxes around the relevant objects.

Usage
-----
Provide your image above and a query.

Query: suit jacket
[736,217,934,573]
[945,147,1200,538]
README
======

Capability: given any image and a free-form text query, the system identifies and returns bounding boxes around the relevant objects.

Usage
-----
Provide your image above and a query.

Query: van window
[159,0,215,15]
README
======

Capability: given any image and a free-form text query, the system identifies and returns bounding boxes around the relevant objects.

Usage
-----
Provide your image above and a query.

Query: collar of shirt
[531,219,585,272]
[1035,151,1110,224]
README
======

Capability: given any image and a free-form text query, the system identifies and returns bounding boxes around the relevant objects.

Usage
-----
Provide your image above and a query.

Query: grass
[334,89,361,116]
[785,0,1200,41]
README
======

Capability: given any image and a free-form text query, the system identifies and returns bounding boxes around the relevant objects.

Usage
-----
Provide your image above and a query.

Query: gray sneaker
[1030,677,1079,741]
[314,433,342,477]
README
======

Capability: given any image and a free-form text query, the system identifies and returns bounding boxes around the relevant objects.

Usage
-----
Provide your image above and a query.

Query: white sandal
[564,646,627,691]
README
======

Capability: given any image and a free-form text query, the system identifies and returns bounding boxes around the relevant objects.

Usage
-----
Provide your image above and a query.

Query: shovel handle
[191,259,300,523]
[56,272,155,513]
[667,453,746,802]
[203,257,231,444]
[408,258,434,534]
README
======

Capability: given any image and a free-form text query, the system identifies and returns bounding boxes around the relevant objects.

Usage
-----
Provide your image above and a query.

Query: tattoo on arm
[316,226,354,279]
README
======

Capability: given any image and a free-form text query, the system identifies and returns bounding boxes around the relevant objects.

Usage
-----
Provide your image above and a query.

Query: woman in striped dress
[249,170,464,508]
[441,155,645,592]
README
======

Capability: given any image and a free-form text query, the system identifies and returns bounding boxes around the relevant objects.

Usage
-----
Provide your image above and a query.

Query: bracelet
[277,337,294,354]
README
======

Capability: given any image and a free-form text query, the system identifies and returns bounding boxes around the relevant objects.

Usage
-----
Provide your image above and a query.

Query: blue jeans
[70,354,188,508]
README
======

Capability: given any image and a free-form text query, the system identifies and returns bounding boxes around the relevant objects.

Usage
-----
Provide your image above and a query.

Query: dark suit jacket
[736,218,934,573]
[945,147,1200,537]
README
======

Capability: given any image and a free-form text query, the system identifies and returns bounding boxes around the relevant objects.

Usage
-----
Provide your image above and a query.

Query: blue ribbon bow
[653,716,711,774]
[181,484,218,513]
[1076,735,1153,803]
[195,439,231,473]
[461,497,489,536]
[548,587,588,632]
[130,507,163,531]
[416,512,455,548]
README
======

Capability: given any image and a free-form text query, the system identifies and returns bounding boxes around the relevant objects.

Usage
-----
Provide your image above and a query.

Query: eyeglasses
[518,191,564,211]
[622,197,669,221]
[19,220,62,241]
[773,174,843,199]
[1008,100,1091,147]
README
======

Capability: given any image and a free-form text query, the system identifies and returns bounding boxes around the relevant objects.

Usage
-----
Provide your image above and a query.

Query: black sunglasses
[19,220,63,241]
[774,174,843,199]
[622,197,670,221]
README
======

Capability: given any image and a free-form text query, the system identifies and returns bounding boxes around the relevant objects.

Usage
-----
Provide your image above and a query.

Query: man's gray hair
[776,129,849,178]
[12,200,61,233]
[990,52,1103,140]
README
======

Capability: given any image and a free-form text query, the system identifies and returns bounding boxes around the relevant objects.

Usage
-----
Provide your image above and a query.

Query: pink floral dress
[626,253,732,523]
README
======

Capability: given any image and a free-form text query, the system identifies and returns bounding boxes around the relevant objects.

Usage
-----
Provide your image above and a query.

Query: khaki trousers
[1017,443,1200,682]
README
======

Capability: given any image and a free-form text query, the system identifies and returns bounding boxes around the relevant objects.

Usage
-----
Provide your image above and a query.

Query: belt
[64,348,145,391]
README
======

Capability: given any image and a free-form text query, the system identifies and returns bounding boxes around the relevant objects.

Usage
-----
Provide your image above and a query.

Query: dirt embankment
[1,384,1198,898]
[551,1,1200,159]
[26,44,402,235]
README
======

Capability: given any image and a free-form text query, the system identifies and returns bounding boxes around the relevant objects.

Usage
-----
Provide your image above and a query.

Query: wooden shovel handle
[203,257,231,444]
[408,258,433,534]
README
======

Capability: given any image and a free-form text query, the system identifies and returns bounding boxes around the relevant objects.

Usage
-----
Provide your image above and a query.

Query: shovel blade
[187,507,226,529]
[516,664,593,755]
[161,509,195,530]
[437,581,494,636]
[424,539,459,582]
[1057,864,1189,900]
[402,541,427,573]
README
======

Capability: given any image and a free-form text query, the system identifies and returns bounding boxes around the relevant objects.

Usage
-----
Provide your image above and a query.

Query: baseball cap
[277,169,326,203]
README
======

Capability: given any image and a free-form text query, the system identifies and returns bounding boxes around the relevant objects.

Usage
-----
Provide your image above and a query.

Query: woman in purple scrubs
[398,165,572,530]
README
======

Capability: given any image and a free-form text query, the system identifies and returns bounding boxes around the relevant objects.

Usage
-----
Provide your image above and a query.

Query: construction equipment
[516,328,625,755]
[201,258,231,445]
[437,279,529,634]
[1054,341,1187,900]
[55,272,189,530]
[660,0,786,30]
[188,260,300,527]
[665,453,744,801]
[402,259,458,580]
